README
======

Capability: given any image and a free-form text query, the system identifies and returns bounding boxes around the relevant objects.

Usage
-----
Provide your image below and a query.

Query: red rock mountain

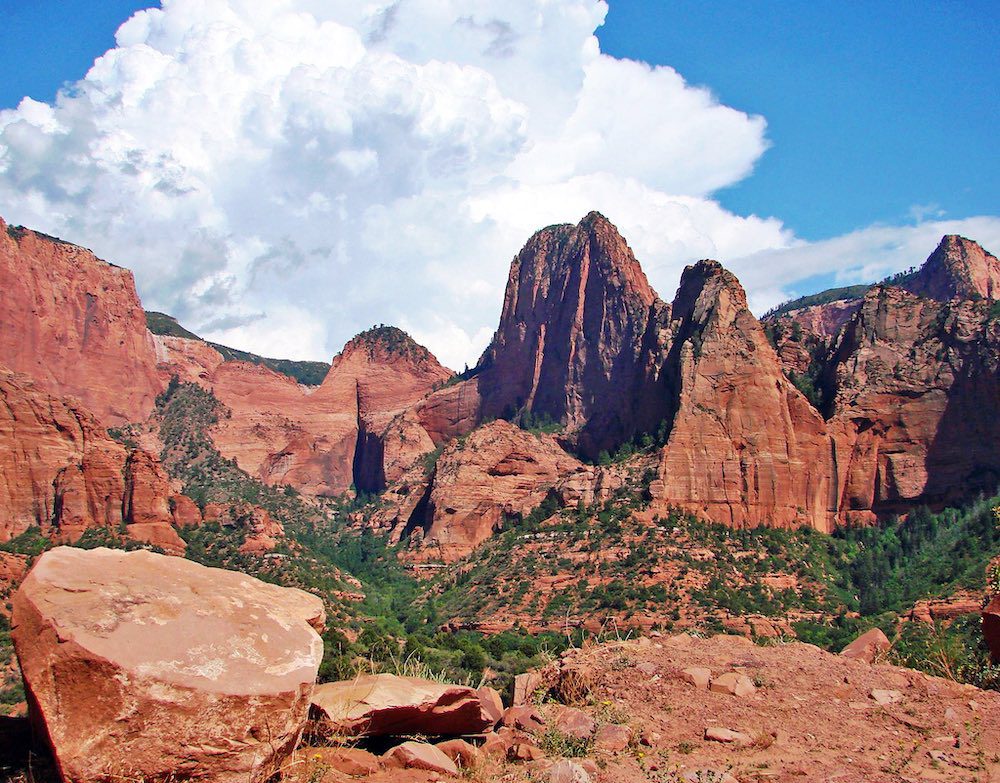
[2,210,999,563]
[379,222,1000,558]
[764,235,1000,520]
[903,234,1000,301]
[0,218,161,425]
[825,284,1000,517]
[649,261,837,531]
[477,212,669,457]
[156,325,451,496]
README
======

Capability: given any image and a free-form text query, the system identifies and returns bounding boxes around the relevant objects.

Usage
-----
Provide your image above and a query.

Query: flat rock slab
[311,673,493,737]
[12,546,325,783]
[680,666,712,689]
[709,671,756,697]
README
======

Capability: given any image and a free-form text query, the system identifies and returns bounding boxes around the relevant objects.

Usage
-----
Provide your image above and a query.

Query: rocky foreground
[3,548,999,783]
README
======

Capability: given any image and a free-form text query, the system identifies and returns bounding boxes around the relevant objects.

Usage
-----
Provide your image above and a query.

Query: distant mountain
[145,311,330,386]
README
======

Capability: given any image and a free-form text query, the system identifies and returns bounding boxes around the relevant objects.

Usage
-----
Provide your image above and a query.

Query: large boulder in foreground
[311,673,493,737]
[12,547,325,783]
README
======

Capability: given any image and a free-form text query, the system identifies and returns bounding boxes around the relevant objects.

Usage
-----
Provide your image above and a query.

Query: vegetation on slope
[154,378,562,690]
[762,267,921,321]
[2,380,997,704]
[762,284,871,320]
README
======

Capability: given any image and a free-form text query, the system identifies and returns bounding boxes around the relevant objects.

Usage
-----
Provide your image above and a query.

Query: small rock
[640,729,661,747]
[477,686,505,725]
[436,739,481,770]
[709,672,756,697]
[681,770,738,783]
[681,667,712,690]
[553,706,596,740]
[704,726,751,745]
[481,731,510,758]
[840,628,891,663]
[593,723,633,752]
[636,661,658,676]
[384,741,458,775]
[503,705,547,733]
[549,759,592,783]
[509,742,546,762]
[307,747,380,777]
[870,689,903,706]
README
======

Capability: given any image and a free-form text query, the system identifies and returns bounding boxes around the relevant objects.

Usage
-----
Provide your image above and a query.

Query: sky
[0,1,997,369]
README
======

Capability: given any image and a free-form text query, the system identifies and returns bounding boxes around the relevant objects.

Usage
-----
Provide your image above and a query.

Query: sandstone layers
[310,673,494,737]
[156,326,451,496]
[12,547,325,783]
[477,212,668,457]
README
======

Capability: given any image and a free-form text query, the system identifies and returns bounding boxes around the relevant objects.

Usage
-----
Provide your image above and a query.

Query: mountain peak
[903,234,1000,301]
[478,213,665,454]
[671,258,749,325]
[340,325,439,366]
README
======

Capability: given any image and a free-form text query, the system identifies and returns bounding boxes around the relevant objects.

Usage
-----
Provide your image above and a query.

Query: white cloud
[0,0,996,369]
[731,216,1000,315]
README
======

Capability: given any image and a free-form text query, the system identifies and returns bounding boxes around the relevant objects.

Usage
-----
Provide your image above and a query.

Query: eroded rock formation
[0,366,191,550]
[477,212,668,457]
[649,261,837,531]
[155,326,451,496]
[903,234,1000,301]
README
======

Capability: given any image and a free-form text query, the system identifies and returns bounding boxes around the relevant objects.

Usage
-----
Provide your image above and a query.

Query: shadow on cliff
[922,365,1000,509]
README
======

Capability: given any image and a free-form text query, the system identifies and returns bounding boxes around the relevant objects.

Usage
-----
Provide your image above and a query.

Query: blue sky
[3,1,996,242]
[0,1,997,366]
[599,1,999,241]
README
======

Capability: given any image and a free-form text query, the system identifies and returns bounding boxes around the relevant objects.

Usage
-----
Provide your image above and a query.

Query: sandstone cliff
[903,234,1000,301]
[477,212,669,457]
[649,261,837,531]
[0,217,161,425]
[155,325,451,496]
[0,366,187,550]
[378,225,1000,555]
[825,285,1000,516]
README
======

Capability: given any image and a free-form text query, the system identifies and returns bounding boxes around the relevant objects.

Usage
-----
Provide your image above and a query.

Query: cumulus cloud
[0,0,995,370]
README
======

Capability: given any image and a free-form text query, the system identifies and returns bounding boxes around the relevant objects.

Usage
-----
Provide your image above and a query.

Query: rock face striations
[766,235,1000,521]
[650,261,837,531]
[477,212,669,457]
[825,279,1000,518]
[390,221,1000,555]
[903,234,1000,302]
[0,218,161,426]
[2,210,999,562]
[156,325,451,496]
